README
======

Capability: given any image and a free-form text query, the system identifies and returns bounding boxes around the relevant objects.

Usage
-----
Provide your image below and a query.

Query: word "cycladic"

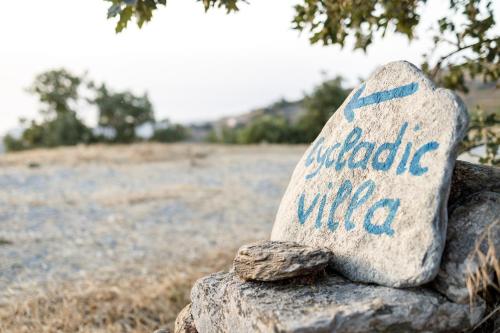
[304,122,439,180]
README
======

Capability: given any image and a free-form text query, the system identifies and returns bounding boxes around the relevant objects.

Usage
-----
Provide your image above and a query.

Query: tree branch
[431,38,497,78]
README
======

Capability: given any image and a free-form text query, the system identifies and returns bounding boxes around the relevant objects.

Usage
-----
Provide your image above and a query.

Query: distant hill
[215,99,305,129]
[187,99,306,141]
[187,79,499,142]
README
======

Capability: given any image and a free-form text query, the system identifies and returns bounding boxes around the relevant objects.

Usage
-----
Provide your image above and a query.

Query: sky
[0,1,497,135]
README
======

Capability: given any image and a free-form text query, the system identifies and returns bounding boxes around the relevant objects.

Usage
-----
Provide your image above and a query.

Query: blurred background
[0,1,498,332]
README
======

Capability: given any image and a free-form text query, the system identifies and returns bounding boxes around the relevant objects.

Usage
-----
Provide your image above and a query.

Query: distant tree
[3,134,25,151]
[29,69,93,146]
[205,128,220,143]
[297,77,349,143]
[91,84,155,143]
[29,69,81,116]
[105,0,499,164]
[3,69,92,151]
[205,81,347,145]
[237,115,297,144]
[41,112,93,147]
[151,119,189,142]
[219,126,240,144]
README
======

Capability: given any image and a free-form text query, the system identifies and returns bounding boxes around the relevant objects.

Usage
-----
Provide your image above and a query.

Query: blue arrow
[344,82,419,122]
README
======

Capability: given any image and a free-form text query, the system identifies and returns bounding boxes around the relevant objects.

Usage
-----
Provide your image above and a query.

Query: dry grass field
[0,143,306,332]
[0,249,234,333]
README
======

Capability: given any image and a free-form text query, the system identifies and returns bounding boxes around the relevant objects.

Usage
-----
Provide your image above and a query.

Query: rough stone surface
[435,191,500,303]
[174,303,198,333]
[233,240,332,281]
[449,161,500,213]
[271,61,469,287]
[191,271,484,333]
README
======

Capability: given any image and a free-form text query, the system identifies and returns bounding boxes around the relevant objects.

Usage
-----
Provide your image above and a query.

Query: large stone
[435,191,500,303]
[271,61,469,287]
[449,161,500,212]
[233,240,332,281]
[174,303,198,333]
[191,271,485,333]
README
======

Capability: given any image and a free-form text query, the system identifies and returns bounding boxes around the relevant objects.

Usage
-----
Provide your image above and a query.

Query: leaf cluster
[28,69,82,118]
[92,84,155,143]
[421,0,499,92]
[106,0,241,32]
[103,0,499,164]
[293,0,421,50]
[104,0,498,93]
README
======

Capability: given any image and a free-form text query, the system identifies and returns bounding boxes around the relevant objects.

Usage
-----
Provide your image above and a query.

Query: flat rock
[449,161,500,213]
[233,240,332,281]
[435,191,500,303]
[271,61,469,287]
[191,271,485,333]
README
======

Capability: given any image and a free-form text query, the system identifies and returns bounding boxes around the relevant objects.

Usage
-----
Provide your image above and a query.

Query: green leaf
[116,5,133,33]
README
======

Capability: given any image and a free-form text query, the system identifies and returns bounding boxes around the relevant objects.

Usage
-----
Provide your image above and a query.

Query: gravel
[0,144,305,300]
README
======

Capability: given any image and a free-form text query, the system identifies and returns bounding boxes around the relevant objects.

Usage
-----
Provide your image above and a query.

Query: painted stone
[190,271,484,333]
[271,61,469,287]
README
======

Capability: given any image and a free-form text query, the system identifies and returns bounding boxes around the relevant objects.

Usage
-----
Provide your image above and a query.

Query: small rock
[174,303,197,333]
[233,240,332,281]
[448,161,500,213]
[435,191,500,303]
[271,61,469,287]
[191,271,485,333]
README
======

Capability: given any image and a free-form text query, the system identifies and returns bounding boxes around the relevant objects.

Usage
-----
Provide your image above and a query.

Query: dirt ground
[0,143,305,332]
